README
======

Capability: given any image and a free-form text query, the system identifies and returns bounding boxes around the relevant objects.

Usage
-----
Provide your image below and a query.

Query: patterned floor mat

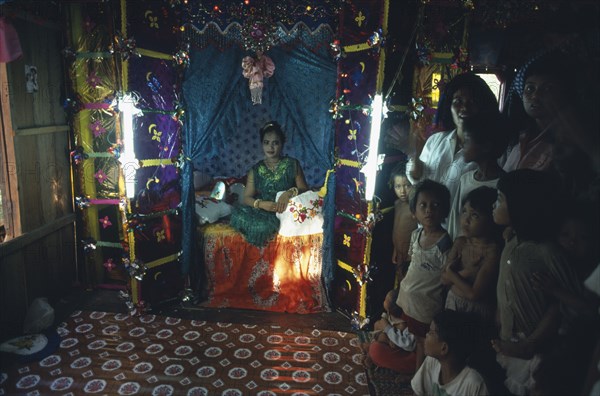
[1,310,370,395]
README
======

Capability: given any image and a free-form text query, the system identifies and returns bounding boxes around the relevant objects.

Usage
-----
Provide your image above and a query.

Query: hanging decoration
[240,14,280,54]
[241,51,275,105]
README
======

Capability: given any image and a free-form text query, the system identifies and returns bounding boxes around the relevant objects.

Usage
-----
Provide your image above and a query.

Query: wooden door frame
[0,63,22,241]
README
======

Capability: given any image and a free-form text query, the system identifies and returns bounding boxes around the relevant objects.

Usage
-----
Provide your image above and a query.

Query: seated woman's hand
[275,191,293,213]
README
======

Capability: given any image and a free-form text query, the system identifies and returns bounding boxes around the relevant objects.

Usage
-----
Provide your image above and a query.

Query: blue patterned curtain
[180,24,336,296]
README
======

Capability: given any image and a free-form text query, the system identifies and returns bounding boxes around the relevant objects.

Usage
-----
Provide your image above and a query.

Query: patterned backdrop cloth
[0,311,369,395]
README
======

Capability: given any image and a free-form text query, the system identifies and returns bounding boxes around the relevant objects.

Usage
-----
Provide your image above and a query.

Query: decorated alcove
[179,4,338,303]
[179,0,390,320]
[65,0,392,320]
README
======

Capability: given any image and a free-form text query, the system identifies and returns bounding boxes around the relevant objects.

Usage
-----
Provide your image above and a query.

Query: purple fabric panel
[129,57,177,111]
[127,2,180,54]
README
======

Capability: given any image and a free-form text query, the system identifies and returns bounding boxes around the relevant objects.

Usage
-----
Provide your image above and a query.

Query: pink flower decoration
[87,71,102,88]
[99,215,112,229]
[94,169,107,184]
[103,258,116,271]
[90,120,106,138]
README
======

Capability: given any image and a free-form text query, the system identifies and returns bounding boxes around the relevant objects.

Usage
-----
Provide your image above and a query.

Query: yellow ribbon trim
[128,231,135,262]
[343,42,372,53]
[146,253,180,269]
[139,158,176,167]
[138,48,173,60]
[337,260,354,273]
[337,158,362,168]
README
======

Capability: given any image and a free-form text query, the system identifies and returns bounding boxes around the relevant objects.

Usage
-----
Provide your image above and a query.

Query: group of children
[360,61,600,394]
[364,162,597,395]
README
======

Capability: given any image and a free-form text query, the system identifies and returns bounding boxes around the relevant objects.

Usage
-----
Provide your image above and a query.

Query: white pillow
[195,198,232,224]
[276,190,324,237]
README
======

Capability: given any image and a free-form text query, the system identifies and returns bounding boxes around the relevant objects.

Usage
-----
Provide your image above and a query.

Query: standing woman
[230,121,308,246]
[407,73,500,203]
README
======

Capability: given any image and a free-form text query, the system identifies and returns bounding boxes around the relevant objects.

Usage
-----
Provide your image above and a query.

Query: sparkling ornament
[126,259,147,281]
[330,39,344,61]
[81,238,97,253]
[352,263,374,286]
[70,146,88,165]
[241,14,280,54]
[75,196,91,209]
[109,32,140,61]
[408,97,425,120]
[179,288,196,303]
[173,43,190,67]
[357,211,383,235]
[351,311,370,331]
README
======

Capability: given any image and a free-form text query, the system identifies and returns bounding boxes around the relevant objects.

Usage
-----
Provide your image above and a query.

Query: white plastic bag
[23,297,55,334]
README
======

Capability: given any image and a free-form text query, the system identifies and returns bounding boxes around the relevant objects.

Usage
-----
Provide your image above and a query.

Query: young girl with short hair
[442,187,503,322]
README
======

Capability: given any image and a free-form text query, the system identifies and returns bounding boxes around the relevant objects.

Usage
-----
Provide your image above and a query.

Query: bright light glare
[362,94,384,201]
[117,93,141,199]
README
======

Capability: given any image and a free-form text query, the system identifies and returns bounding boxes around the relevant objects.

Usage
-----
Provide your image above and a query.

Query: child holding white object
[365,289,417,373]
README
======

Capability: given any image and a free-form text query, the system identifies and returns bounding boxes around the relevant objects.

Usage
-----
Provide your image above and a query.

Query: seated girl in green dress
[230,121,308,246]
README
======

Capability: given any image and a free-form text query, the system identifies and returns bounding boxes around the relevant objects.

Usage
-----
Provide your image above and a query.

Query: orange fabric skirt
[199,224,329,313]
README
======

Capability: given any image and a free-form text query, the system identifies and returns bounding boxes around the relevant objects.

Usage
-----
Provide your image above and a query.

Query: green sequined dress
[230,156,298,246]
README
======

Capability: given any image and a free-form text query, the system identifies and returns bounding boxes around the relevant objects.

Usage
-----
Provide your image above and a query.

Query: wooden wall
[0,3,76,340]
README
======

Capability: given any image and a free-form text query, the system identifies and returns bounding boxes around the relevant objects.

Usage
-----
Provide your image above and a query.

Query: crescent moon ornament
[154,271,162,280]
[345,280,352,291]
[359,62,365,73]
[146,72,153,81]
